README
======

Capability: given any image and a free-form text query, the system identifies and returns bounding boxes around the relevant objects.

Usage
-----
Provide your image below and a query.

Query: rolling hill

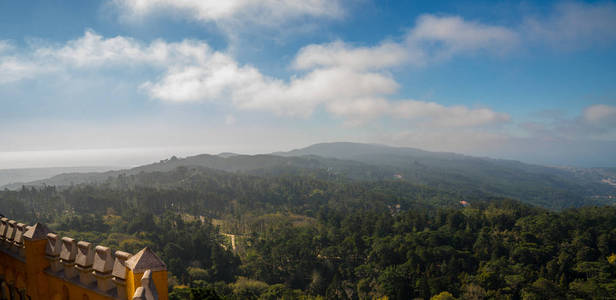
[3,142,615,210]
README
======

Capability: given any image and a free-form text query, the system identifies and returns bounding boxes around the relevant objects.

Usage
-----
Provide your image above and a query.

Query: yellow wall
[47,275,117,300]
[126,270,169,300]
[0,238,168,299]
[24,239,50,299]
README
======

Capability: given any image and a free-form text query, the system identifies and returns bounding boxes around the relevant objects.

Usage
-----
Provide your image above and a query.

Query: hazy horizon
[1,140,615,170]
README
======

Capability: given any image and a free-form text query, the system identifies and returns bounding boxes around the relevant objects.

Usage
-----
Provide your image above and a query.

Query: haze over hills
[3,142,615,210]
[0,166,117,187]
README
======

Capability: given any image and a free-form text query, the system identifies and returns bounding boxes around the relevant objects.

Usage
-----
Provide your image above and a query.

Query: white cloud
[323,97,510,127]
[0,30,215,82]
[143,56,401,118]
[0,30,509,127]
[0,40,50,83]
[111,0,343,25]
[143,55,510,127]
[291,14,518,71]
[141,53,263,103]
[109,1,616,52]
[288,2,616,74]
[407,14,518,58]
[391,101,510,127]
[45,31,166,67]
[325,97,391,123]
[293,41,412,70]
[0,57,45,83]
[520,104,616,143]
[236,67,398,117]
[36,30,212,68]
[523,1,616,49]
[583,104,616,125]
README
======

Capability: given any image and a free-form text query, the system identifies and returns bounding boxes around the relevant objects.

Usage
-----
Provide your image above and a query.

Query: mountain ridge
[3,142,615,210]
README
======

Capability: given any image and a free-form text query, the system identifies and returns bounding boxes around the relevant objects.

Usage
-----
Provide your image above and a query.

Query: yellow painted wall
[126,270,169,300]
[24,239,50,299]
[0,240,168,299]
[46,275,118,300]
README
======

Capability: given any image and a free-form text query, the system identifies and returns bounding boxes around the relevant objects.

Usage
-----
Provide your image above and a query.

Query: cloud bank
[0,28,510,127]
[5,1,616,126]
[2,2,615,128]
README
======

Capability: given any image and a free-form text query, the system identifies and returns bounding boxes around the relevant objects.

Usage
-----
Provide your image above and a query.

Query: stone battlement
[0,216,167,300]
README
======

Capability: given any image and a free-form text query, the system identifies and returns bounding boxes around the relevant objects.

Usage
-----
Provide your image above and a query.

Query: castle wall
[0,218,167,300]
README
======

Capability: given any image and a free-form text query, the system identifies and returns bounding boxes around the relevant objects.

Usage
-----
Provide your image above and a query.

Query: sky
[1,0,615,168]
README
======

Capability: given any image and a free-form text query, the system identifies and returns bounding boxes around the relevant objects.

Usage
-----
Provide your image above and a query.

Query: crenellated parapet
[0,216,167,300]
[0,218,27,260]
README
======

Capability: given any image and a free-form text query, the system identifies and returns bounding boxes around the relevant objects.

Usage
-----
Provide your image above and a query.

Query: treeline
[0,167,470,223]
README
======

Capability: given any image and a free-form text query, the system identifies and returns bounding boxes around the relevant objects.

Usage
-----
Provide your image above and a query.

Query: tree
[430,291,456,300]
[461,283,486,300]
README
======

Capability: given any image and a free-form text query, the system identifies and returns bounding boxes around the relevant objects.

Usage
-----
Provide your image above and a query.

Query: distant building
[460,200,470,207]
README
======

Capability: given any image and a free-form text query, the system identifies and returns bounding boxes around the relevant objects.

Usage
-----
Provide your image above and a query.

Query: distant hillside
[0,166,116,187]
[278,143,616,209]
[4,142,615,210]
[1,154,389,189]
[279,142,442,160]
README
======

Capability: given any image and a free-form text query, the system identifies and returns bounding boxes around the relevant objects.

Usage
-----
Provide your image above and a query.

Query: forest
[1,163,616,299]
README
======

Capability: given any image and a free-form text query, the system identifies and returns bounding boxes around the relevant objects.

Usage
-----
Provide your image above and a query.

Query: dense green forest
[2,163,616,300]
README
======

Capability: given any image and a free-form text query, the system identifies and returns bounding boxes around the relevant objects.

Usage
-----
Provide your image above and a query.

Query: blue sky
[0,0,615,168]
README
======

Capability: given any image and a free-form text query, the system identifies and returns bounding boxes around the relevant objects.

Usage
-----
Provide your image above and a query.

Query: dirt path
[221,233,236,252]
[204,216,237,252]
